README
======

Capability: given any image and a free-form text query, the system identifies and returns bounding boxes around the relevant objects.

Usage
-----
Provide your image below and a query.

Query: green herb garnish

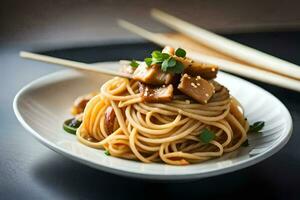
[151,50,162,59]
[161,57,178,72]
[248,121,265,133]
[168,60,184,74]
[199,128,215,143]
[144,57,152,67]
[104,150,110,156]
[130,48,187,74]
[63,118,82,135]
[175,48,186,57]
[152,50,184,74]
[130,60,139,68]
[242,121,265,147]
[151,51,170,64]
[167,57,177,67]
[161,59,169,72]
[162,53,170,60]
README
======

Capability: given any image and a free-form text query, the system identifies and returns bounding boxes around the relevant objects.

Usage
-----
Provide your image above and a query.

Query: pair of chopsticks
[118,9,300,92]
[20,9,300,92]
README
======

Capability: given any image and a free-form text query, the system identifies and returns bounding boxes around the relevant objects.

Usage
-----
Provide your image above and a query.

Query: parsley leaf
[162,53,170,60]
[144,57,152,67]
[199,128,215,143]
[151,50,162,59]
[104,150,110,156]
[249,121,265,133]
[151,52,170,64]
[168,60,184,74]
[161,59,169,72]
[161,57,182,73]
[175,48,186,57]
[168,57,176,67]
[141,49,185,74]
[130,60,139,68]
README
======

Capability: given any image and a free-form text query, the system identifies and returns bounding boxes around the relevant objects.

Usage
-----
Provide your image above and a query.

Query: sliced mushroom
[71,92,98,115]
[105,106,116,135]
[209,83,230,102]
[178,74,215,104]
[210,80,223,92]
[139,83,174,103]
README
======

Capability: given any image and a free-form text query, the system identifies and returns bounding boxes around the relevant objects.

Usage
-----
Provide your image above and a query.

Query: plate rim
[13,63,293,180]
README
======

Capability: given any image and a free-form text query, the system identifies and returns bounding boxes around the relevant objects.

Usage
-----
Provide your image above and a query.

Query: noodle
[76,77,249,165]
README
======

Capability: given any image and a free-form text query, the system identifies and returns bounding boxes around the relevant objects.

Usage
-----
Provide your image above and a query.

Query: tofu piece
[210,80,223,92]
[120,62,136,75]
[162,46,175,55]
[209,82,230,102]
[139,83,174,103]
[133,62,174,85]
[175,57,218,80]
[177,74,215,104]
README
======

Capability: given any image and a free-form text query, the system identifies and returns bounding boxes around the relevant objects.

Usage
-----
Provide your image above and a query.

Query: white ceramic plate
[14,61,293,181]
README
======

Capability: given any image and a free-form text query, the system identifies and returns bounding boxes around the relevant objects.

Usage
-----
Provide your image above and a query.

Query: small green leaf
[104,150,110,156]
[130,60,139,68]
[69,118,82,128]
[152,57,163,64]
[249,121,265,133]
[148,49,182,73]
[242,139,249,147]
[162,53,170,60]
[168,57,176,67]
[63,118,82,135]
[199,128,215,143]
[168,61,184,74]
[151,51,162,59]
[175,48,186,57]
[161,59,169,72]
[144,57,152,67]
[151,51,169,62]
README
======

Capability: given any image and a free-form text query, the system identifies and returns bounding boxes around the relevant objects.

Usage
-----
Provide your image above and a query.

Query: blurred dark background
[1,0,300,48]
[1,1,300,200]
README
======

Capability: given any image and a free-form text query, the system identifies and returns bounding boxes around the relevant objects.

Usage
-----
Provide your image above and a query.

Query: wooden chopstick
[118,20,300,92]
[162,33,248,64]
[151,9,300,81]
[20,51,132,78]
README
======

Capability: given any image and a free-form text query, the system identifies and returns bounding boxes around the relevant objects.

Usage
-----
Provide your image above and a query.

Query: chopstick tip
[150,8,160,14]
[150,8,165,17]
[117,19,131,27]
[19,51,27,57]
[117,19,152,37]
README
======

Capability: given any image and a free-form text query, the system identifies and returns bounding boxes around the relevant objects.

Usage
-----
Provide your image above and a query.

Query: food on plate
[63,46,264,165]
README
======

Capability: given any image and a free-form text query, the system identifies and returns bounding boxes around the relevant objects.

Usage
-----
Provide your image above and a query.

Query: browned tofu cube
[178,74,215,104]
[120,61,136,75]
[184,62,218,80]
[133,63,174,85]
[175,57,218,80]
[162,46,175,55]
[139,83,174,103]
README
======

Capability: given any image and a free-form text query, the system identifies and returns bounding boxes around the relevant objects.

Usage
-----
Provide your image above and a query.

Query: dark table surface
[1,32,300,200]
